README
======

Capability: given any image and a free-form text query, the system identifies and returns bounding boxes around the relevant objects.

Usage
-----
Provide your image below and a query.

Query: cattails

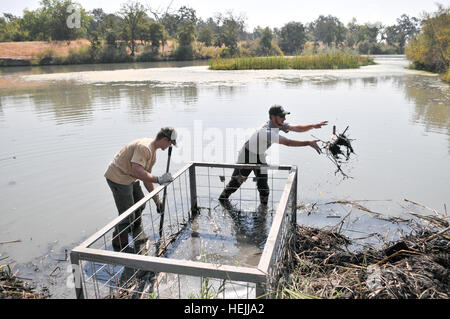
[209,53,374,70]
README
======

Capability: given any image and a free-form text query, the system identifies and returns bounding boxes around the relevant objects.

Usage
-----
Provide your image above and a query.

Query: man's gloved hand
[157,172,173,184]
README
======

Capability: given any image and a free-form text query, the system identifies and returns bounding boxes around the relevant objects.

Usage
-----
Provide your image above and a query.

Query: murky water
[0,56,449,298]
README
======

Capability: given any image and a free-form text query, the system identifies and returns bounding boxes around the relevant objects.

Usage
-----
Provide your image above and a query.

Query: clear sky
[3,0,448,30]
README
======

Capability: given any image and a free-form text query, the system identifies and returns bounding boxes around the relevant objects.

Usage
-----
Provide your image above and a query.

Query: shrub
[37,48,61,65]
[136,50,159,62]
[174,44,194,60]
[100,44,133,63]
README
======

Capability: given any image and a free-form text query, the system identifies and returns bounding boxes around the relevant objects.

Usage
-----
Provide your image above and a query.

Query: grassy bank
[209,53,375,70]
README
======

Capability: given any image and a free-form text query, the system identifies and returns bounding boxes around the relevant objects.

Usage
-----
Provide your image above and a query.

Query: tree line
[0,0,426,59]
[405,5,449,82]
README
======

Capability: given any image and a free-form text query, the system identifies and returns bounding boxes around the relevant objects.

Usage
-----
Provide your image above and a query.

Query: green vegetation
[209,52,374,70]
[0,0,444,69]
[405,5,449,83]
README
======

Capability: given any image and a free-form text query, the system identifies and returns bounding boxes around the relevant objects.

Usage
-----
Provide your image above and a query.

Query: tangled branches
[315,125,355,179]
[277,202,449,299]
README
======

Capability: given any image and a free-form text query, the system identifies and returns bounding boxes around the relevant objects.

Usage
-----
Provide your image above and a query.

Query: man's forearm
[131,163,158,184]
[291,121,328,132]
[287,139,312,147]
[143,181,162,204]
[290,124,315,133]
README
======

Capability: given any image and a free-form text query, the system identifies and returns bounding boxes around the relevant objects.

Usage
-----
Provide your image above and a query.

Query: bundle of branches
[277,211,449,299]
[317,125,355,179]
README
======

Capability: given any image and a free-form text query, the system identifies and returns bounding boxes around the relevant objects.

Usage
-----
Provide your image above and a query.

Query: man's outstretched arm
[278,136,322,154]
[289,121,328,133]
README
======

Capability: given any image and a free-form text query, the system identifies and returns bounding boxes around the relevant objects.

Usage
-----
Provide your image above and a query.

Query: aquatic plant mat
[277,199,449,299]
[209,53,374,70]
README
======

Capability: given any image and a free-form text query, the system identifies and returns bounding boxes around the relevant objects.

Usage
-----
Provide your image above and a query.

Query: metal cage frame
[70,162,297,299]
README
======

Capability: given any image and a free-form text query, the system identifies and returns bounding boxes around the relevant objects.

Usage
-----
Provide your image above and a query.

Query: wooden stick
[0,240,21,245]
[404,198,443,217]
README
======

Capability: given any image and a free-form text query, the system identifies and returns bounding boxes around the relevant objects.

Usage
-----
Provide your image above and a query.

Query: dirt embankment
[0,40,90,60]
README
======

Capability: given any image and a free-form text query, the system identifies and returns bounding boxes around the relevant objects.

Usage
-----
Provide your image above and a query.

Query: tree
[88,8,106,37]
[177,6,197,25]
[384,14,420,53]
[0,14,28,41]
[214,12,245,56]
[198,24,214,46]
[39,0,89,41]
[259,27,273,55]
[406,5,449,73]
[21,9,49,41]
[311,15,346,47]
[119,1,147,56]
[156,5,197,38]
[279,21,306,54]
[99,14,123,38]
[148,22,165,53]
[175,20,196,60]
[177,20,195,46]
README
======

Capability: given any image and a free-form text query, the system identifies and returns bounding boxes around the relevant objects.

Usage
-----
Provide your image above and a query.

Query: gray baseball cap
[160,126,177,147]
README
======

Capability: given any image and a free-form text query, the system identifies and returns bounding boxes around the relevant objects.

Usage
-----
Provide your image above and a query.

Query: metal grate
[70,162,297,299]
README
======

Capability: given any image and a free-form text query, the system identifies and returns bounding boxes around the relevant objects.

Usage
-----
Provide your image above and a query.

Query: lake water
[0,56,449,298]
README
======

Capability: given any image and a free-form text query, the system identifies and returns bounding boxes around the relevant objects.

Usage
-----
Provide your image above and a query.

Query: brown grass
[0,40,90,60]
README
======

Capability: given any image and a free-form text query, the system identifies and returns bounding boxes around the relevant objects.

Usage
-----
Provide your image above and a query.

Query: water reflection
[403,76,450,144]
[0,60,209,76]
[0,81,203,125]
[32,82,95,125]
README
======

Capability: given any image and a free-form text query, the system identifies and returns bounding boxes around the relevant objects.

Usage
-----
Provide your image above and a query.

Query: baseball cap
[160,126,177,147]
[269,104,290,116]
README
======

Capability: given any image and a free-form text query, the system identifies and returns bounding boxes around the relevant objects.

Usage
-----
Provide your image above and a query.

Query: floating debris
[277,201,449,299]
[0,264,49,299]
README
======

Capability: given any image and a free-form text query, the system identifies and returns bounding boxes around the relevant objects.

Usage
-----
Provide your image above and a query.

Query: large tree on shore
[311,15,346,47]
[278,21,306,54]
[119,1,147,56]
[384,14,420,53]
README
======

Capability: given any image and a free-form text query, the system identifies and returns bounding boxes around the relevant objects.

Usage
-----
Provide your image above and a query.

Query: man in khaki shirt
[105,127,177,251]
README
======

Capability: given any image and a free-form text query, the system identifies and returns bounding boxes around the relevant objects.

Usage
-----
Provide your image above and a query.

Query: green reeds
[209,53,374,70]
